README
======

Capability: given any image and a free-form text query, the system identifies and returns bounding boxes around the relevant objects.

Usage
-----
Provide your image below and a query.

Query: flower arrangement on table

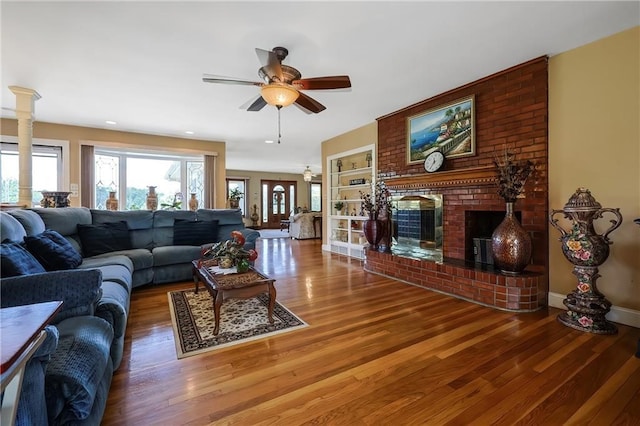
[359,180,393,220]
[201,230,258,273]
[493,147,535,202]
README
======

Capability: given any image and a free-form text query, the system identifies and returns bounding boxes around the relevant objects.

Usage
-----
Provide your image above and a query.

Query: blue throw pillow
[77,221,132,257]
[24,229,83,271]
[0,240,46,277]
[173,219,219,246]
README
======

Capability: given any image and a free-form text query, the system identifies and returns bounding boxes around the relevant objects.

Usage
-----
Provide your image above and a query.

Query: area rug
[168,289,307,358]
[258,229,290,239]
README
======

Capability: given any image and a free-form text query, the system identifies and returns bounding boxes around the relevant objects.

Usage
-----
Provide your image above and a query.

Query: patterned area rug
[168,290,307,358]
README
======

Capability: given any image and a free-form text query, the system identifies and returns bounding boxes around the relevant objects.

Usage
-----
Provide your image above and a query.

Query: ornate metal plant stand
[549,188,622,334]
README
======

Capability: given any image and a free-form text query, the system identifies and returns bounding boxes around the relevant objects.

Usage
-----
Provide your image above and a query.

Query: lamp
[261,83,299,107]
[303,166,313,182]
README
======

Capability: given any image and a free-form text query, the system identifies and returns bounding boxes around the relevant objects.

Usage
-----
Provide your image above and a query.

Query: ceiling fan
[202,46,351,114]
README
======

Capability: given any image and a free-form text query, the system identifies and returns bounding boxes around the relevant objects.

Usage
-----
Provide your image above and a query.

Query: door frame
[261,179,297,228]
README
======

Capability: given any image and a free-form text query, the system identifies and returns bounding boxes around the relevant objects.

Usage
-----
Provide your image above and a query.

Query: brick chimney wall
[367,57,549,311]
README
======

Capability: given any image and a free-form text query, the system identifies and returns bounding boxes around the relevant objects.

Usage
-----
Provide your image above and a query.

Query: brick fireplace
[365,57,549,312]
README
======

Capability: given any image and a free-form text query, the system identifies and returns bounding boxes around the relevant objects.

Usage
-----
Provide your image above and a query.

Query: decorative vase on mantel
[106,191,118,211]
[549,188,622,335]
[491,201,532,275]
[146,186,158,211]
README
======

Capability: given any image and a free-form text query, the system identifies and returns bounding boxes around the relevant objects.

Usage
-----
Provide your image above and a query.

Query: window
[226,179,247,215]
[0,142,63,206]
[94,149,204,210]
[310,182,322,211]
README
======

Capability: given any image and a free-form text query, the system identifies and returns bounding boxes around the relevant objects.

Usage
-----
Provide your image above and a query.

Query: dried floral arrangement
[494,147,535,203]
[359,180,393,219]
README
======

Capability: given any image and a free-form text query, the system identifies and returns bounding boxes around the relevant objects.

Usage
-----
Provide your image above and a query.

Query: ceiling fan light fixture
[261,83,299,107]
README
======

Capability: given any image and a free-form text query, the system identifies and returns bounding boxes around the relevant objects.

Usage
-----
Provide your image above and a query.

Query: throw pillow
[173,219,219,246]
[24,229,83,271]
[0,240,46,277]
[77,221,132,257]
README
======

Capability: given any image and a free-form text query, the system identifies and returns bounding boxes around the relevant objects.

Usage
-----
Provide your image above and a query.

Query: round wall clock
[424,151,445,173]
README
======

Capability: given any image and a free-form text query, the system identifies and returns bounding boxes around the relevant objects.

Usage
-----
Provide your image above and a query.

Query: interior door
[262,180,295,228]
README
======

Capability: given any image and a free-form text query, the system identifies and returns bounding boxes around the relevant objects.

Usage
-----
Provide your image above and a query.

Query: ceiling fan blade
[245,96,267,112]
[294,92,326,114]
[292,75,351,90]
[202,74,263,86]
[255,48,284,83]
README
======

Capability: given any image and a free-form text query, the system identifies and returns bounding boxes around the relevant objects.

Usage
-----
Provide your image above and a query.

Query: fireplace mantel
[384,165,495,190]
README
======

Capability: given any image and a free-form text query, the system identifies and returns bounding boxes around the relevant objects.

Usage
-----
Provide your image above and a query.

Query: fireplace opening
[391,194,443,263]
[464,210,520,264]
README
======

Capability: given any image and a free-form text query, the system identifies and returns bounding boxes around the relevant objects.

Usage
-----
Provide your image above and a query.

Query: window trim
[94,148,205,210]
[226,178,248,216]
[1,135,71,192]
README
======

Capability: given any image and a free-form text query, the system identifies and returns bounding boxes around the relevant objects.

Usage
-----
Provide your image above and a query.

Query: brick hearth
[365,57,549,312]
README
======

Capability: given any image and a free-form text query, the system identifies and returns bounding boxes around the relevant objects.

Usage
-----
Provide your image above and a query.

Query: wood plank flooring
[102,237,640,425]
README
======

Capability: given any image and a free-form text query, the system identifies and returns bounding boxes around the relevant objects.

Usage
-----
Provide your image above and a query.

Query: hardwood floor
[103,237,640,425]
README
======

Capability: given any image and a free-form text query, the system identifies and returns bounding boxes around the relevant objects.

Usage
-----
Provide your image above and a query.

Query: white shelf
[327,144,375,260]
[333,184,370,190]
[331,166,372,177]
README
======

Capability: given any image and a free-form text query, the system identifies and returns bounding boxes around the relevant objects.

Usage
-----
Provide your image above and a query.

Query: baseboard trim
[548,292,640,328]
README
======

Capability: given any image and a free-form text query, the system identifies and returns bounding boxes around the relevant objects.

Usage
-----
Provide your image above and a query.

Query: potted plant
[228,188,243,209]
[334,201,344,215]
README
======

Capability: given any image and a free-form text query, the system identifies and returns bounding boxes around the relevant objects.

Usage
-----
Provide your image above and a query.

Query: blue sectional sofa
[0,207,258,425]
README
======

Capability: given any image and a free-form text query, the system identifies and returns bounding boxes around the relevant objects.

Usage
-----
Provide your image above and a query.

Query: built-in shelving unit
[326,144,375,259]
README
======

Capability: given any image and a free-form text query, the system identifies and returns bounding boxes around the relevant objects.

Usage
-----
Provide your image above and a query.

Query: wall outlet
[70,183,79,197]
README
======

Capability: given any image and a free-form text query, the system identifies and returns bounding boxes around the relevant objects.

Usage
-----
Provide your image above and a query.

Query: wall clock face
[424,151,445,173]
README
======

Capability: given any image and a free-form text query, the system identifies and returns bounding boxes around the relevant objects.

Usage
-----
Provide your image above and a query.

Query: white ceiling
[2,1,638,176]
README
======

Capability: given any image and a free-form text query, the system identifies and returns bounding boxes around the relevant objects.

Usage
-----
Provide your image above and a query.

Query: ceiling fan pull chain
[277,105,282,144]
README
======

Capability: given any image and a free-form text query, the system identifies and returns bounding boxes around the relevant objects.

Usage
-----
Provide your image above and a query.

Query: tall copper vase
[491,201,532,275]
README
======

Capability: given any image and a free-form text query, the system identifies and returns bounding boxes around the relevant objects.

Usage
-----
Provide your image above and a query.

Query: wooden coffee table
[192,259,276,335]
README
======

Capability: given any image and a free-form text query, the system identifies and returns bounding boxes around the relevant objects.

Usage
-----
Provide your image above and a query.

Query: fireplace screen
[391,194,443,262]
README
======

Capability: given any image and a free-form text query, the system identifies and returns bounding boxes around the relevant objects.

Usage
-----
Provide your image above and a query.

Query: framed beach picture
[406,95,475,164]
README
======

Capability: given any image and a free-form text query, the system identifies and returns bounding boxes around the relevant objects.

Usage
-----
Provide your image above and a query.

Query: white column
[9,86,41,207]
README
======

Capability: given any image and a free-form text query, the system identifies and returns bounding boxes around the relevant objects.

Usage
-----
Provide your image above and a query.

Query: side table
[1,301,62,426]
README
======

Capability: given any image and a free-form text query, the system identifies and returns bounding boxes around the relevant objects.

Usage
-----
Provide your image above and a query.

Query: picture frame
[406,95,475,164]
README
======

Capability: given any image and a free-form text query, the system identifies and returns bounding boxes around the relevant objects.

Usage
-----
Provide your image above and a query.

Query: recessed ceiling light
[265,140,274,144]
[185,131,194,135]
[105,120,117,125]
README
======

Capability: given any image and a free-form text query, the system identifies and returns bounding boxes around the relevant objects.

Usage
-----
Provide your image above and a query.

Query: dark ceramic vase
[491,202,532,275]
[363,219,383,250]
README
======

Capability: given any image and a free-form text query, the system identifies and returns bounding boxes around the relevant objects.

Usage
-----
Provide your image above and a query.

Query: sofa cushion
[196,209,244,241]
[77,221,132,257]
[90,209,154,249]
[45,315,114,423]
[79,254,134,274]
[34,207,93,237]
[89,248,153,271]
[0,211,27,243]
[152,245,202,267]
[173,219,219,246]
[24,229,83,271]
[152,210,197,247]
[7,209,46,236]
[0,241,46,277]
